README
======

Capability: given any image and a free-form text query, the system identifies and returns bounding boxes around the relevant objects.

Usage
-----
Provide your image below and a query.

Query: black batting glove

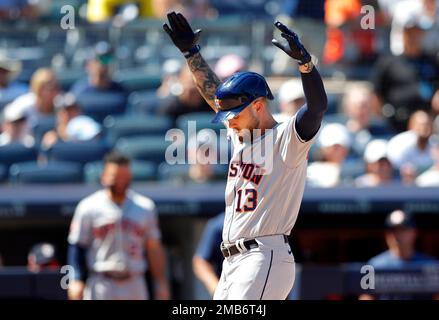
[272,21,311,65]
[163,11,202,58]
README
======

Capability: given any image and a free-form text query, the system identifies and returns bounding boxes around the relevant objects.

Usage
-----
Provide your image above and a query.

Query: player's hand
[68,280,85,300]
[154,281,170,300]
[163,11,202,54]
[272,21,311,65]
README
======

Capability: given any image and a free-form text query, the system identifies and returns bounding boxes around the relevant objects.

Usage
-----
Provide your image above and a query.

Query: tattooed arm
[186,53,221,112]
[163,12,221,112]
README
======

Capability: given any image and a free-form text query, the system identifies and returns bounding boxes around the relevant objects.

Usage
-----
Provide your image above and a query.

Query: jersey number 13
[235,188,258,213]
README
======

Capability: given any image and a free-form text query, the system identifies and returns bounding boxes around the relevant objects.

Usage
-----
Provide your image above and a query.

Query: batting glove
[163,11,202,58]
[272,21,311,65]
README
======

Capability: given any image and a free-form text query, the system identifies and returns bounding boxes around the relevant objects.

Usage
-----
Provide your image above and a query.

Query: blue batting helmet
[212,71,274,124]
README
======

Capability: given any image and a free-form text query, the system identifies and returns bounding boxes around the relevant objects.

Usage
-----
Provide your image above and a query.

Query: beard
[109,182,130,197]
[237,112,260,143]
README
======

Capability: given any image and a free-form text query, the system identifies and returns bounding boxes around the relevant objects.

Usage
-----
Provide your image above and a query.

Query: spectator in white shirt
[0,102,34,147]
[10,68,60,130]
[273,79,305,123]
[307,123,351,187]
[416,136,439,186]
[41,93,101,149]
[355,139,395,187]
[387,110,434,174]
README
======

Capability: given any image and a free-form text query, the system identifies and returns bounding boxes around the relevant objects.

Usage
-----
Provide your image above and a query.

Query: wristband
[183,45,200,58]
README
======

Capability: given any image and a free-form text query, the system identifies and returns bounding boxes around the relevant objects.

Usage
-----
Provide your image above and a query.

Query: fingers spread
[173,12,186,30]
[168,11,179,31]
[280,32,294,42]
[163,23,173,36]
[274,21,291,35]
[272,39,287,52]
[177,12,192,31]
[166,11,175,25]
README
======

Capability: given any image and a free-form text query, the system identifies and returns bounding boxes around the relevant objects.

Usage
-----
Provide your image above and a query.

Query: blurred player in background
[67,151,170,300]
[192,212,225,297]
[27,242,60,273]
[360,209,438,300]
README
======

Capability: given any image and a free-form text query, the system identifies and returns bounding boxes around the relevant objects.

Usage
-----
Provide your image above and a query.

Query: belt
[99,271,133,281]
[221,235,289,258]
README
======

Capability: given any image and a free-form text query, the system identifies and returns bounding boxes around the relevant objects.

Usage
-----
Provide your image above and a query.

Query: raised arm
[272,21,328,141]
[163,12,221,112]
[186,53,221,111]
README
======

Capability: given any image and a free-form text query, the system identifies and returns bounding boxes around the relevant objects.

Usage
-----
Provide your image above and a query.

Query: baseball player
[164,12,328,299]
[67,151,170,300]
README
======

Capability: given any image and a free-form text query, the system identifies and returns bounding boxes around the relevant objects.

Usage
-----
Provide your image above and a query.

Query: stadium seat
[9,161,83,184]
[209,1,272,17]
[43,0,82,23]
[341,158,366,181]
[76,92,127,123]
[326,93,341,114]
[103,114,173,145]
[157,162,190,181]
[176,112,223,135]
[115,136,171,164]
[47,141,110,165]
[56,69,86,92]
[157,162,228,182]
[369,117,396,138]
[0,95,17,112]
[0,164,7,182]
[113,70,162,92]
[33,116,56,145]
[84,160,157,184]
[126,90,160,114]
[0,144,38,167]
[323,114,347,125]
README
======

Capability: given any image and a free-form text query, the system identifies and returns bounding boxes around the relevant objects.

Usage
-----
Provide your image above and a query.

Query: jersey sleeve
[68,200,93,247]
[144,202,162,241]
[279,115,318,168]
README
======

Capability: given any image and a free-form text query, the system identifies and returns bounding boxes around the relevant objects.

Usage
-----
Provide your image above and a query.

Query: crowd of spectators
[0,0,438,188]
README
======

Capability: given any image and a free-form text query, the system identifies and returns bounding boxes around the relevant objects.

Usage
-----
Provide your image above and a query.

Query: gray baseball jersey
[68,189,161,274]
[223,115,315,244]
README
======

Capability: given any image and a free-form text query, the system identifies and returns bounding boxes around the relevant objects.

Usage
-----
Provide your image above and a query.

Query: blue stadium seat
[84,160,157,184]
[209,1,271,18]
[47,141,110,165]
[115,136,170,164]
[126,90,160,114]
[113,71,162,92]
[44,0,82,22]
[103,114,173,145]
[76,92,127,123]
[326,93,341,114]
[0,144,37,167]
[322,114,347,125]
[157,162,190,181]
[0,164,7,182]
[9,161,83,184]
[33,116,56,145]
[56,69,86,91]
[341,158,366,181]
[157,162,228,182]
[0,95,17,112]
